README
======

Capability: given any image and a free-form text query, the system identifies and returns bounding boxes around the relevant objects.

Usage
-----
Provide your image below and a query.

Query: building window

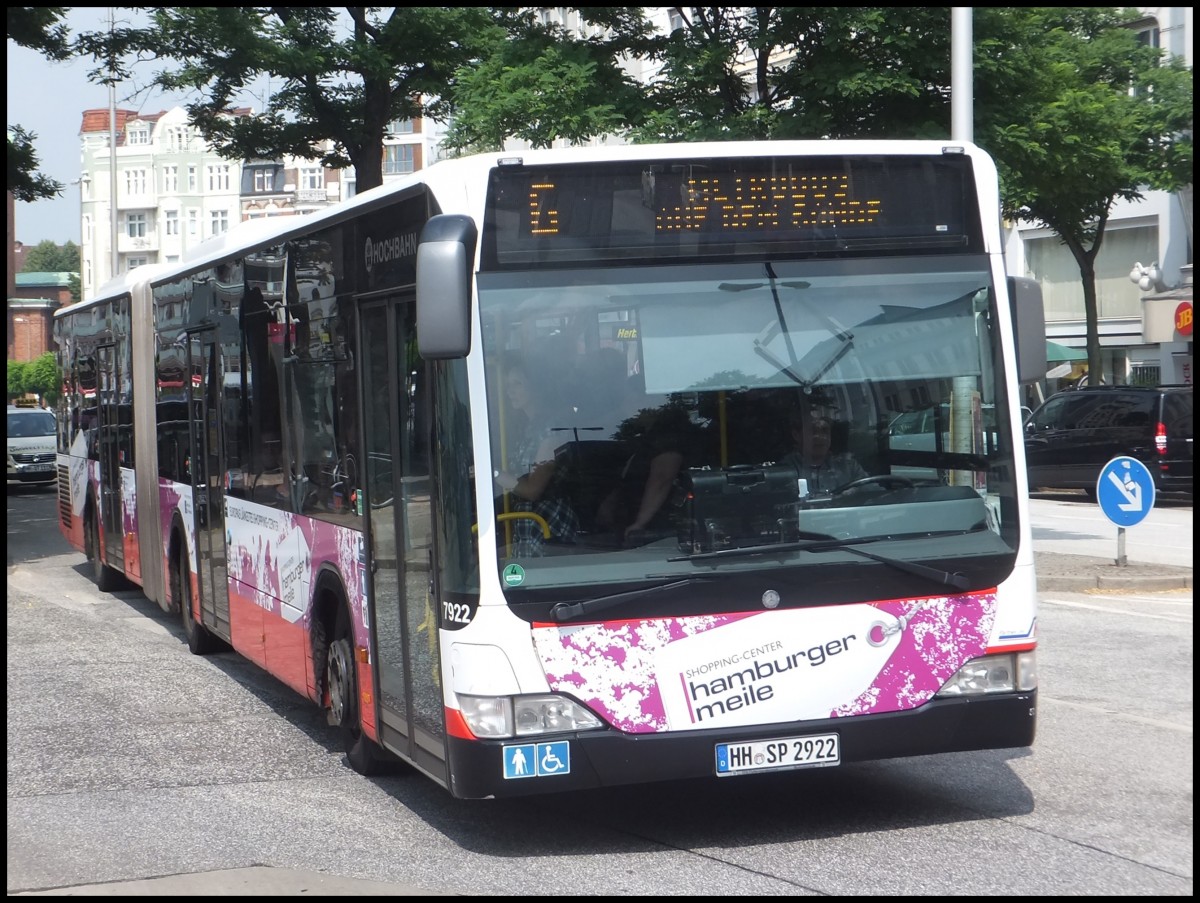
[254,168,275,192]
[126,212,147,239]
[1134,21,1160,49]
[668,9,686,31]
[127,256,148,270]
[188,209,198,236]
[169,126,191,151]
[210,210,229,236]
[187,166,198,192]
[1025,225,1157,322]
[300,167,325,191]
[163,165,178,193]
[387,118,414,134]
[164,210,179,236]
[125,169,148,195]
[207,164,232,192]
[83,216,92,242]
[384,144,414,175]
[127,125,150,145]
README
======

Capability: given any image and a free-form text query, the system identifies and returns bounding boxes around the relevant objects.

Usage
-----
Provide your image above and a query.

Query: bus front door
[360,297,446,778]
[186,331,231,640]
[96,343,124,572]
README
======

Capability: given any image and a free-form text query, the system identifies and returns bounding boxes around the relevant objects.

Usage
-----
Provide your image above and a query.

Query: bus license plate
[715,733,840,776]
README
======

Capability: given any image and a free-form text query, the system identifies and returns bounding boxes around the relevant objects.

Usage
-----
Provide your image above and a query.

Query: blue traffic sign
[1096,456,1156,527]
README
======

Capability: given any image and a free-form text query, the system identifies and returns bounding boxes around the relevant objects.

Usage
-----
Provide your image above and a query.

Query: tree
[21,239,80,274]
[7,7,71,201]
[73,8,502,193]
[444,8,655,152]
[7,359,29,402]
[25,352,63,408]
[974,7,1193,379]
[444,8,956,151]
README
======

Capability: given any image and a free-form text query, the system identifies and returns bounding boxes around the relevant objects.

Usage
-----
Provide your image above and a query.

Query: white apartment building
[77,105,348,301]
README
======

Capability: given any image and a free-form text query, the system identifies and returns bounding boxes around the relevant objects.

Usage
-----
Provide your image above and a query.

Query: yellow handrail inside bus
[471,511,551,539]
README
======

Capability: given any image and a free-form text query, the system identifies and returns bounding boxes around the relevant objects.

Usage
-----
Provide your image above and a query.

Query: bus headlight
[458,693,603,738]
[936,651,1037,697]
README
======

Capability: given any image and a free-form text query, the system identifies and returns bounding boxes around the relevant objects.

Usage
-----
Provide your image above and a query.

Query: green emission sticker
[502,564,526,587]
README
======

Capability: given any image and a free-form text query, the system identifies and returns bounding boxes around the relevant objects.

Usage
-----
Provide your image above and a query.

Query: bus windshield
[479,255,1019,595]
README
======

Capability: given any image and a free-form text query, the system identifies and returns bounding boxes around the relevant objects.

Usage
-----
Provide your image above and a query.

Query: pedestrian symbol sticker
[503,741,571,779]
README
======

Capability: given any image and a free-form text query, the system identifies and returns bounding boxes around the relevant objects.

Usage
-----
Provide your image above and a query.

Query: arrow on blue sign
[1096,456,1156,528]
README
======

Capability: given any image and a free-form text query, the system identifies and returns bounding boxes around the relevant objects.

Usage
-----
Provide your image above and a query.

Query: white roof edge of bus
[55,138,987,320]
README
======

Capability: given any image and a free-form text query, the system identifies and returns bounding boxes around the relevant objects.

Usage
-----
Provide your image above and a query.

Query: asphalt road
[6,484,1194,896]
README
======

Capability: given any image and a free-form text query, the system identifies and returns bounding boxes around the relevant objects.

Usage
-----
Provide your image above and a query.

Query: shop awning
[1046,340,1087,362]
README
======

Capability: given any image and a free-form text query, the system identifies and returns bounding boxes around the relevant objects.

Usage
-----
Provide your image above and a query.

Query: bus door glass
[96,342,123,569]
[186,330,231,638]
[360,297,443,761]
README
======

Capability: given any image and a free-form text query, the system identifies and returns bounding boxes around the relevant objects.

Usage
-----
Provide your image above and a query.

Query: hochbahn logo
[363,232,418,274]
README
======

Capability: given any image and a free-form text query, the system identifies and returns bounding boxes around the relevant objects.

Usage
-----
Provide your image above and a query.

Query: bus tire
[177,553,219,656]
[322,605,392,776]
[87,506,121,593]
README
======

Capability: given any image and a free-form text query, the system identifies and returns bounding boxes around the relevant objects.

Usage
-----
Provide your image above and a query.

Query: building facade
[1002,6,1193,395]
[7,272,74,362]
[76,106,350,301]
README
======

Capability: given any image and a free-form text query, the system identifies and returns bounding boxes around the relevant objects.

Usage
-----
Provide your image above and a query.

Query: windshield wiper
[669,532,973,592]
[549,577,714,624]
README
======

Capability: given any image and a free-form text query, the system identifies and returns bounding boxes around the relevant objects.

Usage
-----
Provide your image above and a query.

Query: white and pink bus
[54,140,1045,798]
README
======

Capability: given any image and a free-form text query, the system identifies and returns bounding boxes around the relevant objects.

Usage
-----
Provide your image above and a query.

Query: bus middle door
[95,343,125,574]
[186,330,232,641]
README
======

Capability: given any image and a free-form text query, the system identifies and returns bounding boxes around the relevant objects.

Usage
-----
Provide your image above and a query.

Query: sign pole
[1096,456,1155,571]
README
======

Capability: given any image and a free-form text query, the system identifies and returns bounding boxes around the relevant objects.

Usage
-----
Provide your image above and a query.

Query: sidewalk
[1035,551,1193,593]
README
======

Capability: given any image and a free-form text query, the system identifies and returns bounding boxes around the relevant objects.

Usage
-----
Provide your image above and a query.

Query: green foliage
[25,353,63,407]
[974,7,1193,375]
[8,359,29,400]
[21,240,80,274]
[445,13,649,152]
[7,8,70,201]
[7,125,63,203]
[73,7,500,192]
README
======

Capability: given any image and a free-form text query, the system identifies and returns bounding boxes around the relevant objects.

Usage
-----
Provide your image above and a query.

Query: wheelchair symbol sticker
[503,741,571,779]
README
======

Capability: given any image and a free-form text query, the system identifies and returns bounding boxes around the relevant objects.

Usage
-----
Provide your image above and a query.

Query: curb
[1038,573,1193,593]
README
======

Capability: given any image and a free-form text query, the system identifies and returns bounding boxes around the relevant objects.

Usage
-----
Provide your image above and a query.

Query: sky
[7,9,173,246]
[6,8,265,248]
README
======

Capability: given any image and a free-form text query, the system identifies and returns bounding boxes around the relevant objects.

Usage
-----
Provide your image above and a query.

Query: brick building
[8,272,74,361]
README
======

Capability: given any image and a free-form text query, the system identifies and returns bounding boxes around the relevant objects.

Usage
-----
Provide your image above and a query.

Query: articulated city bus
[55,140,1045,798]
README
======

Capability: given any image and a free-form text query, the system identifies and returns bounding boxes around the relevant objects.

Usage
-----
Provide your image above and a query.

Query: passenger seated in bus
[780,404,867,493]
[594,387,689,547]
[492,354,579,555]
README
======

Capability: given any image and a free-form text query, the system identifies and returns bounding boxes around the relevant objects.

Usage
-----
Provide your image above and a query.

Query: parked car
[7,405,58,489]
[1024,385,1193,498]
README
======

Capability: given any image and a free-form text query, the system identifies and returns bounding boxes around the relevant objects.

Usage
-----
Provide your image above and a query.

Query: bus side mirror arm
[416,214,477,360]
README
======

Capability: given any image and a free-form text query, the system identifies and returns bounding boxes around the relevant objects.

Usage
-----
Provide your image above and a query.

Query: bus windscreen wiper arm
[823,544,970,591]
[670,534,971,592]
[549,577,710,623]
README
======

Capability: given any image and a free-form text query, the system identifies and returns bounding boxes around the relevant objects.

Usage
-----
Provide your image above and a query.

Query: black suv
[1024,385,1192,498]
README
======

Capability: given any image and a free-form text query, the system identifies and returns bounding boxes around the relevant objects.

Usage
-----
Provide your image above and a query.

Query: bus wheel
[87,508,121,593]
[178,554,219,656]
[325,606,391,776]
